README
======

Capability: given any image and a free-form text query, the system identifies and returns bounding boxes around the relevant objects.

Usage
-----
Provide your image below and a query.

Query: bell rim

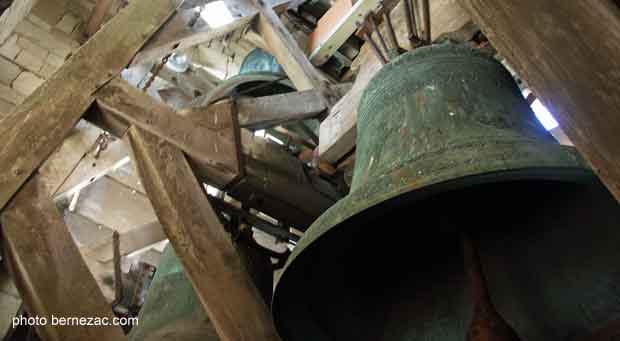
[272,143,595,338]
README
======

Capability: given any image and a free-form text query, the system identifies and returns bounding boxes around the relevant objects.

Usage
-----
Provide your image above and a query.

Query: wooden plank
[0,176,126,341]
[0,0,183,211]
[252,0,338,106]
[128,126,281,341]
[308,0,381,66]
[131,0,289,66]
[84,0,116,37]
[93,77,240,186]
[54,138,130,200]
[318,0,471,163]
[84,220,167,263]
[37,120,104,198]
[460,0,620,200]
[87,99,339,229]
[185,86,350,130]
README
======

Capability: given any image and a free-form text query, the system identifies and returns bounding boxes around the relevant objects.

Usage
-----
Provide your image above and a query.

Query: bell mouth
[272,164,620,341]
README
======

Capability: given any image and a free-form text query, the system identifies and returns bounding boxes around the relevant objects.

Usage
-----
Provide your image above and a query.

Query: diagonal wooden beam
[92,77,240,185]
[460,0,620,200]
[128,126,282,341]
[131,0,289,66]
[252,0,339,107]
[0,0,183,211]
[0,175,126,341]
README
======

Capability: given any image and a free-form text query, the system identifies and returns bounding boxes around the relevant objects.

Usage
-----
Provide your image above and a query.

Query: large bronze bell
[272,44,620,340]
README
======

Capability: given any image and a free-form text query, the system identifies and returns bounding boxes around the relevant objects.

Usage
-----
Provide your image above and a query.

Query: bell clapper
[462,233,522,341]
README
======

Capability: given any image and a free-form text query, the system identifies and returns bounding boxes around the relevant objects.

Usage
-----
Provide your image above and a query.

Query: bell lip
[271,164,596,338]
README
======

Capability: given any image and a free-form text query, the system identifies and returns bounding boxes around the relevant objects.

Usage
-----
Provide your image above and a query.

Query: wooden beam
[157,65,218,98]
[460,0,620,200]
[93,77,240,186]
[184,85,350,130]
[36,120,105,198]
[131,0,289,66]
[0,0,182,211]
[308,0,381,66]
[318,0,470,163]
[128,126,281,341]
[252,0,339,106]
[0,176,126,341]
[84,0,116,37]
[54,138,130,200]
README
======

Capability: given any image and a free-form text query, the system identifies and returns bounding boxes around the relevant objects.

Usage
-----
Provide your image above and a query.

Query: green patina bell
[272,44,620,340]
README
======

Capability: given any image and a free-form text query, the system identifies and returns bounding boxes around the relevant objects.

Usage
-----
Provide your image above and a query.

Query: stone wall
[0,0,94,118]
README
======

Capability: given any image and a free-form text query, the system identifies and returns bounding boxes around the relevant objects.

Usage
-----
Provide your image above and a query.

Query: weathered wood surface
[460,0,620,200]
[131,0,289,65]
[185,84,350,130]
[318,0,471,163]
[89,93,339,229]
[54,138,130,200]
[84,0,117,37]
[0,0,182,211]
[308,0,381,65]
[36,120,104,198]
[93,77,240,185]
[252,0,339,107]
[0,176,126,341]
[128,126,282,341]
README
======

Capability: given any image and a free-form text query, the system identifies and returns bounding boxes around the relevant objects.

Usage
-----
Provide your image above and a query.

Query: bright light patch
[206,185,220,196]
[266,134,284,145]
[254,129,266,138]
[200,1,234,28]
[531,99,559,131]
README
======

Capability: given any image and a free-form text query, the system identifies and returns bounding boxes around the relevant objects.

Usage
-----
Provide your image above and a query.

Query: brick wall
[0,0,95,118]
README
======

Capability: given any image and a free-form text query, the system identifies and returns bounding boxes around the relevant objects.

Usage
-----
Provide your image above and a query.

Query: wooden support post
[460,0,620,200]
[128,127,281,341]
[0,176,126,341]
[0,0,183,211]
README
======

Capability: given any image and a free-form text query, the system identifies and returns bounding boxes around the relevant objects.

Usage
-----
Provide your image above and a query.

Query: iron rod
[370,14,390,59]
[112,230,124,307]
[402,0,418,46]
[421,0,431,43]
[363,31,388,64]
[383,12,399,52]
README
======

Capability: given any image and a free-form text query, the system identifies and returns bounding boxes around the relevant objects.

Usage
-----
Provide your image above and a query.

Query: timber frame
[0,0,342,339]
[1,0,620,340]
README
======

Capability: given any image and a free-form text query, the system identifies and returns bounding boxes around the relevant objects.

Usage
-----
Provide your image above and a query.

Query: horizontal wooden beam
[461,0,620,200]
[0,176,126,341]
[88,89,340,229]
[92,77,240,186]
[131,0,289,66]
[318,0,471,163]
[0,0,182,211]
[184,84,350,130]
[128,126,282,341]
